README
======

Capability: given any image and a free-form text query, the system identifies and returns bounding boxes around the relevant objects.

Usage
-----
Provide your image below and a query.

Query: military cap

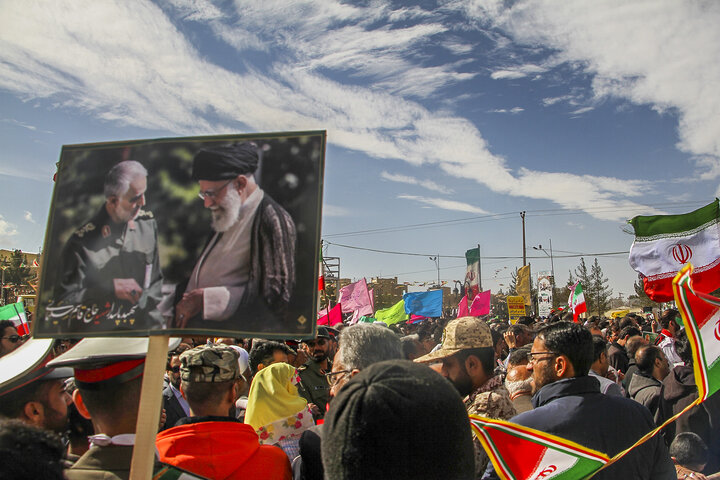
[0,338,72,398]
[192,142,259,181]
[413,316,493,363]
[47,337,181,389]
[180,344,239,383]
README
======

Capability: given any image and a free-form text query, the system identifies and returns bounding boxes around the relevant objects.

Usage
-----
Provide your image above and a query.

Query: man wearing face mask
[174,143,296,332]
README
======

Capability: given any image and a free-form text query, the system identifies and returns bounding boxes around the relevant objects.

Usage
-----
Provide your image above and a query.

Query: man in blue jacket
[483,322,675,479]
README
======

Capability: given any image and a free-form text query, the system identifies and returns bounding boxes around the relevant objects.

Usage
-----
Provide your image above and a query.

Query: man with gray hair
[49,160,163,333]
[295,323,403,480]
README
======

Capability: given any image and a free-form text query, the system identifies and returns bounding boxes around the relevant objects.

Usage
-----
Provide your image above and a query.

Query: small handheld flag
[469,415,608,480]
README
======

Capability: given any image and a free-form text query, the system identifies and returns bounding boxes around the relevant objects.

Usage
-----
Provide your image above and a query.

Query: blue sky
[1,0,719,301]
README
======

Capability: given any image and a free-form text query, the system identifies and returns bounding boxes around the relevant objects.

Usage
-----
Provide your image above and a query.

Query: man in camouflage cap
[415,317,516,478]
[156,343,291,479]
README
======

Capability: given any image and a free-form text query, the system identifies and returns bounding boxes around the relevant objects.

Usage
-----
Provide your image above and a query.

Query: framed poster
[34,131,325,339]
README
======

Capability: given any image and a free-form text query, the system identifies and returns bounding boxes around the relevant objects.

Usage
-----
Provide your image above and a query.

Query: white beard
[505,377,533,397]
[210,186,243,232]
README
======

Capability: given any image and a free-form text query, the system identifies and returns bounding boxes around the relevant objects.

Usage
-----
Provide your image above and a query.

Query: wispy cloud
[0,0,707,222]
[398,195,488,214]
[490,63,546,80]
[24,211,36,224]
[489,107,524,114]
[380,171,452,194]
[466,0,720,175]
[323,204,351,217]
[0,216,18,242]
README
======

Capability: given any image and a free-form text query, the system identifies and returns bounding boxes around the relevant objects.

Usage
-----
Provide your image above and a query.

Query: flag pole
[478,244,482,291]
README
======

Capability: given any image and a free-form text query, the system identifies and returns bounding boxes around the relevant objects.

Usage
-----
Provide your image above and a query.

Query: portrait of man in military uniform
[46,160,164,333]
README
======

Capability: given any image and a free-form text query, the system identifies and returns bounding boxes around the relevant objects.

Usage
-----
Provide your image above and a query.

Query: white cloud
[489,107,524,114]
[566,221,585,230]
[465,0,720,174]
[398,195,489,214]
[490,63,546,80]
[23,211,36,224]
[0,216,18,242]
[380,171,452,194]
[2,118,36,131]
[570,106,594,115]
[0,0,687,223]
[323,204,350,217]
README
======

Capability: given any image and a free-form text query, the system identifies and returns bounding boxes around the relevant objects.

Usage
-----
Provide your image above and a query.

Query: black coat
[484,376,675,479]
[161,384,189,431]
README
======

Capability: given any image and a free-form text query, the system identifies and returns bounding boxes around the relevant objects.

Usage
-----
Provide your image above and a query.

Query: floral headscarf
[244,363,314,444]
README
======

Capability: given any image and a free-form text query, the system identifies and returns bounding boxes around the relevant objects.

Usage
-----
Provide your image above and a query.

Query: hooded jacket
[628,371,662,415]
[156,417,291,480]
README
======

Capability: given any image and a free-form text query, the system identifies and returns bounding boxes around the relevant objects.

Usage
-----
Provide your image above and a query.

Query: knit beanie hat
[321,359,475,480]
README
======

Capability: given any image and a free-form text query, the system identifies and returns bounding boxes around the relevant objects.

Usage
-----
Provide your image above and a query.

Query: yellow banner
[516,265,531,306]
[507,296,526,324]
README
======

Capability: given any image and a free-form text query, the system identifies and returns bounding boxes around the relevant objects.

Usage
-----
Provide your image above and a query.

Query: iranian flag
[318,247,325,291]
[629,199,720,302]
[0,301,30,335]
[465,247,480,301]
[673,264,720,401]
[568,281,586,322]
[470,415,608,480]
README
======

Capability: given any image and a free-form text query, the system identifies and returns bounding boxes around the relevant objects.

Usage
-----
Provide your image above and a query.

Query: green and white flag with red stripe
[673,264,720,401]
[470,415,608,480]
[568,281,586,322]
[629,199,720,302]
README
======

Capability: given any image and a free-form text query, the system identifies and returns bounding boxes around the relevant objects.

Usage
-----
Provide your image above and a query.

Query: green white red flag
[469,415,608,480]
[465,247,480,301]
[318,247,325,291]
[673,264,720,401]
[629,199,720,302]
[568,281,586,322]
[0,301,29,335]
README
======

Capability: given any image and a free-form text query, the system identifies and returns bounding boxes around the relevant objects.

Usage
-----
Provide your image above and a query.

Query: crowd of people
[0,308,718,479]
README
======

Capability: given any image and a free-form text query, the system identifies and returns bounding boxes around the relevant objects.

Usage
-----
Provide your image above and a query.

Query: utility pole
[477,244,482,292]
[520,211,527,266]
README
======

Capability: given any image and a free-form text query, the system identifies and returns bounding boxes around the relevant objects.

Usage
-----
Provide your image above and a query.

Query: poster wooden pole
[130,334,169,479]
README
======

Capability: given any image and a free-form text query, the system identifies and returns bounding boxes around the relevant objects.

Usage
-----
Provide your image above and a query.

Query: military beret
[192,143,259,181]
[180,344,239,383]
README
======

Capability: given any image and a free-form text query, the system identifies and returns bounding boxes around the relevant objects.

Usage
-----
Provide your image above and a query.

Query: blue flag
[403,290,443,317]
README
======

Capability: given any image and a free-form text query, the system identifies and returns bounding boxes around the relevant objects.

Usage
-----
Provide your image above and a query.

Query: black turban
[321,360,475,480]
[192,142,259,181]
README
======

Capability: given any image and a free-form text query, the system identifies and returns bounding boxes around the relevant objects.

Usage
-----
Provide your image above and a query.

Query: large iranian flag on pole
[465,247,480,301]
[673,263,720,401]
[629,199,720,302]
[470,415,608,480]
[568,281,586,322]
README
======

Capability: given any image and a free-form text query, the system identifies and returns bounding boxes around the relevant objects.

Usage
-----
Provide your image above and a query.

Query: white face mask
[210,185,243,232]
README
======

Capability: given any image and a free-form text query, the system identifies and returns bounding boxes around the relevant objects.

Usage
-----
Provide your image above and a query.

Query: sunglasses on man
[1,334,25,343]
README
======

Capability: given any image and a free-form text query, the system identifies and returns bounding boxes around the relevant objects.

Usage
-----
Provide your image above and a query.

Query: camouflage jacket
[464,375,517,478]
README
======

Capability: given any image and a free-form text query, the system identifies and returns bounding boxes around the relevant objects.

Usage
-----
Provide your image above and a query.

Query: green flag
[375,299,408,326]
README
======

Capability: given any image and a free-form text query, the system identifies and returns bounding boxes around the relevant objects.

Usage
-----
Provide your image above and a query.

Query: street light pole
[429,255,440,288]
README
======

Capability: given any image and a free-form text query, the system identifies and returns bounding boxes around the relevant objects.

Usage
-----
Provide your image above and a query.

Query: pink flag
[470,290,491,316]
[338,278,373,315]
[457,295,470,317]
[318,303,343,326]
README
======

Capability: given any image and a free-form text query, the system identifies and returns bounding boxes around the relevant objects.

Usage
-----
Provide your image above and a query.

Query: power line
[323,201,707,238]
[324,240,628,259]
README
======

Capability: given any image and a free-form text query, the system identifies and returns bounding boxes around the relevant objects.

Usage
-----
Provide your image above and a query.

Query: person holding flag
[482,322,675,479]
[0,319,25,357]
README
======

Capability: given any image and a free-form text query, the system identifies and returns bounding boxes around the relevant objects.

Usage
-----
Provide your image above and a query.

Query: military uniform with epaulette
[48,206,164,334]
[297,358,332,420]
